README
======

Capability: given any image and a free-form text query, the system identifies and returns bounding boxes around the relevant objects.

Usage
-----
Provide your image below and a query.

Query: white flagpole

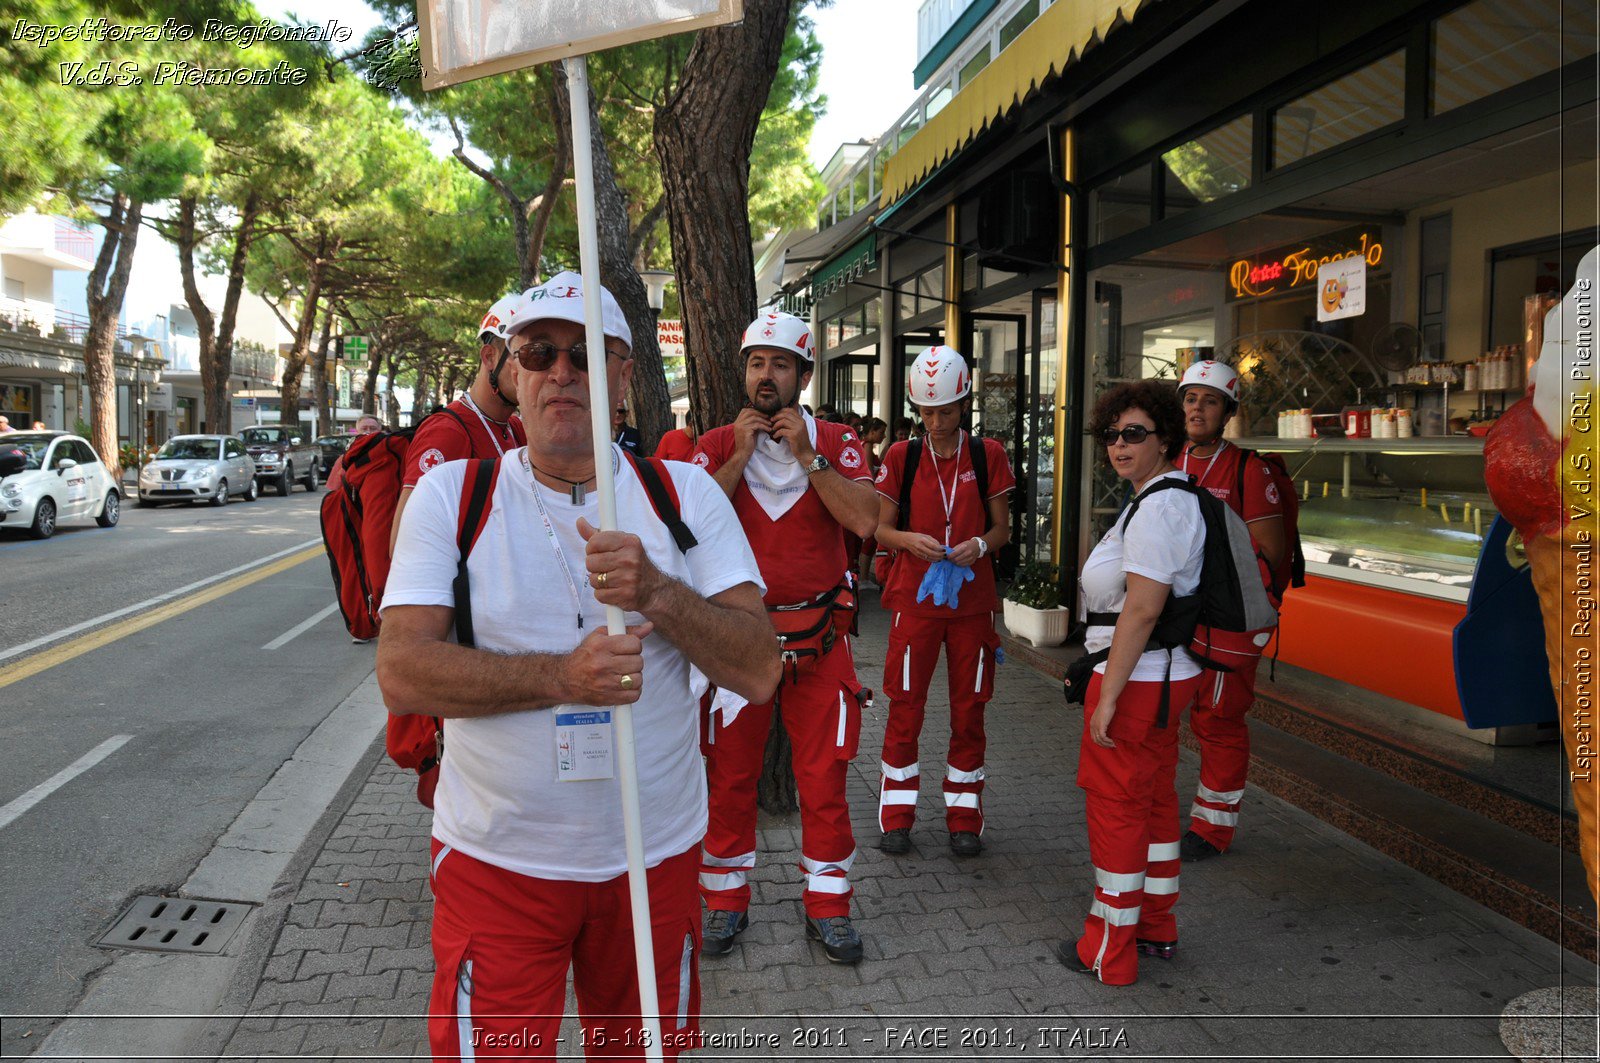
[564,54,665,1062]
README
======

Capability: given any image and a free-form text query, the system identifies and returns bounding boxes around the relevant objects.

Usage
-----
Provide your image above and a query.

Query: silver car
[138,435,259,506]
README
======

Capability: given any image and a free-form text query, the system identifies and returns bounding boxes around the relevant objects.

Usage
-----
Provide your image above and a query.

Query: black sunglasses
[511,340,625,374]
[1100,424,1155,446]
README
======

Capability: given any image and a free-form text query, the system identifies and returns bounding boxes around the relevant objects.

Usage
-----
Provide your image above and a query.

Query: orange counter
[1275,574,1467,719]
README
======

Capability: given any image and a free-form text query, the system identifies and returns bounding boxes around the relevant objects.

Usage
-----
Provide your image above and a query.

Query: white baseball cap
[478,293,520,343]
[505,270,633,351]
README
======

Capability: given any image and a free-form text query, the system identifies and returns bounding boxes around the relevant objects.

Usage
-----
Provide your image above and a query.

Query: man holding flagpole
[377,273,778,1059]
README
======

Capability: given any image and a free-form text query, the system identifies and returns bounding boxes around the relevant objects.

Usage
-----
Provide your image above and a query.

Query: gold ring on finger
[595,571,608,588]
[619,674,633,688]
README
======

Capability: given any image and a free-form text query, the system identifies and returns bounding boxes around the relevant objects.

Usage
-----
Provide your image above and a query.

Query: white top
[1079,471,1206,682]
[382,446,763,881]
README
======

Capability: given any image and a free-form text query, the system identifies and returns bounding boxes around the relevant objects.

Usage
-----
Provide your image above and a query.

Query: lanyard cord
[462,393,510,457]
[521,449,586,635]
[927,431,963,548]
[1181,438,1226,485]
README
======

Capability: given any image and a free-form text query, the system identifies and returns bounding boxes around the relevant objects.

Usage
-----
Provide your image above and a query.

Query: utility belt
[768,582,857,682]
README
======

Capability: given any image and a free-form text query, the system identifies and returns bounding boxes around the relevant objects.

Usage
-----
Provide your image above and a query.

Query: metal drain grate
[95,895,252,955]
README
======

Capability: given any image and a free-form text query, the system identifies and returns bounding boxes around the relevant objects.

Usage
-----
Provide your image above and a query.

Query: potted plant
[1002,561,1071,648]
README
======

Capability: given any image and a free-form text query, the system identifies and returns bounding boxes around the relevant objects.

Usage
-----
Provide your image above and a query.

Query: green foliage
[1005,561,1064,609]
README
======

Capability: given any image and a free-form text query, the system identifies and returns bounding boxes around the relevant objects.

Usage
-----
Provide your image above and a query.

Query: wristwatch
[806,453,831,475]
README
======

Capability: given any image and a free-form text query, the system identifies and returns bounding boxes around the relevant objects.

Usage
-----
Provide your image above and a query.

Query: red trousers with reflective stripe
[1074,671,1200,986]
[1187,652,1261,851]
[427,840,700,1060]
[879,610,998,834]
[701,640,861,918]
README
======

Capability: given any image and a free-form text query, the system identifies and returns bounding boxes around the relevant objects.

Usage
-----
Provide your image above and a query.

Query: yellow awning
[880,0,1149,204]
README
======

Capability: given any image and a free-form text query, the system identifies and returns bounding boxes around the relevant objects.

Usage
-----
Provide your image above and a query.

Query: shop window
[999,0,1039,52]
[1433,0,1599,115]
[864,300,881,332]
[980,265,1020,289]
[897,279,919,322]
[898,115,920,149]
[1092,166,1153,244]
[959,43,991,89]
[917,263,945,305]
[1273,50,1406,169]
[926,81,953,119]
[1160,114,1252,214]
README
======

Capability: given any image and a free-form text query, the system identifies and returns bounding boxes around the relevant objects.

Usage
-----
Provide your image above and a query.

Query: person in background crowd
[844,411,864,436]
[693,311,879,965]
[855,417,890,583]
[324,414,386,495]
[1175,360,1285,862]
[389,292,526,552]
[31,421,46,430]
[0,416,13,432]
[378,272,778,1060]
[892,417,914,443]
[654,420,699,462]
[1059,379,1206,986]
[872,347,1014,859]
[614,402,642,454]
[814,403,840,423]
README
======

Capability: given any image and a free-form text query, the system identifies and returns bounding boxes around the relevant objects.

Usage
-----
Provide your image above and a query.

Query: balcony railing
[816,0,1054,229]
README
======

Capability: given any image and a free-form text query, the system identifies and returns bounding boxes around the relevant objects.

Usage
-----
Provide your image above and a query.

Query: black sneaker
[1180,830,1224,862]
[805,915,864,964]
[950,831,984,857]
[1054,938,1094,975]
[879,828,911,854]
[1136,938,1177,960]
[702,909,748,957]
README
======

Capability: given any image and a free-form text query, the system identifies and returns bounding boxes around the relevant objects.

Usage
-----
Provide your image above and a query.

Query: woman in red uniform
[1060,380,1206,985]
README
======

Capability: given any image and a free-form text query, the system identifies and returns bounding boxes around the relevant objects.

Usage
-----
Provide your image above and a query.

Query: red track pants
[878,611,1000,835]
[427,840,701,1060]
[700,640,862,919]
[1187,652,1262,851]
[1074,671,1201,985]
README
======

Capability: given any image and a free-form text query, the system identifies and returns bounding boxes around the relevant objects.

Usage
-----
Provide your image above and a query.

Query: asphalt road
[0,482,376,1056]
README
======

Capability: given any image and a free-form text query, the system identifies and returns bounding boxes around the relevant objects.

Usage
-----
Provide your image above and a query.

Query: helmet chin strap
[488,347,518,409]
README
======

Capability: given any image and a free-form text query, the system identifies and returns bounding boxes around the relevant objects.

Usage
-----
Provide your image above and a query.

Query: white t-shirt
[382,445,764,881]
[1079,471,1206,683]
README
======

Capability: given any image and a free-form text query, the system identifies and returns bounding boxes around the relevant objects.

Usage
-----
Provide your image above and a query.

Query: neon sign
[1227,227,1385,301]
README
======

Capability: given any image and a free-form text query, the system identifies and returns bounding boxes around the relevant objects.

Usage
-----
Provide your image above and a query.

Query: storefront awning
[781,206,877,287]
[811,233,878,298]
[880,0,1150,204]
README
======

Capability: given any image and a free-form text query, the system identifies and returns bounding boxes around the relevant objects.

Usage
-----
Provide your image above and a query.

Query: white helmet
[907,345,971,406]
[1179,360,1241,405]
[478,293,520,343]
[740,311,813,364]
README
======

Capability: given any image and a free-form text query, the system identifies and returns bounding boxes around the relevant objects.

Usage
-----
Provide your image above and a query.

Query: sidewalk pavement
[218,594,1596,1060]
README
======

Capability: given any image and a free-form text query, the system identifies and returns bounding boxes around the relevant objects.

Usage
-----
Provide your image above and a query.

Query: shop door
[966,314,1026,571]
[827,356,878,419]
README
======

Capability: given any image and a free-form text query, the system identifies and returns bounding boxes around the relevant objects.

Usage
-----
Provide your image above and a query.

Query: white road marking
[262,602,341,650]
[0,735,133,831]
[0,538,322,664]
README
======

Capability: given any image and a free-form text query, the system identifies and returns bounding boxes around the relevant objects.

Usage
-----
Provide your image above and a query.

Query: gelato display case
[1236,436,1493,602]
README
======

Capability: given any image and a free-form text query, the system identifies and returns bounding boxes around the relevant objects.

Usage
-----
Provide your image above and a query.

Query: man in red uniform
[1175,360,1286,861]
[872,346,1014,858]
[389,290,528,551]
[654,422,698,462]
[692,310,879,964]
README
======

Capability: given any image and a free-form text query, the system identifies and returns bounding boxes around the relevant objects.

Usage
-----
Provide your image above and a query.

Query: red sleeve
[824,424,873,482]
[691,425,729,474]
[653,430,690,463]
[875,440,905,504]
[402,415,473,488]
[1240,454,1284,524]
[982,438,1016,497]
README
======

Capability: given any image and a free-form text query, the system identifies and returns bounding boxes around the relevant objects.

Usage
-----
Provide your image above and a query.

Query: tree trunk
[553,63,670,454]
[84,193,144,482]
[653,0,791,438]
[363,345,382,415]
[181,193,260,434]
[312,308,333,436]
[279,234,332,433]
[384,348,400,424]
[654,0,794,811]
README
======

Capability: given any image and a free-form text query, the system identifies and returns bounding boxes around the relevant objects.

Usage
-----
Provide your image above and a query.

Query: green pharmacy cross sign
[339,336,369,362]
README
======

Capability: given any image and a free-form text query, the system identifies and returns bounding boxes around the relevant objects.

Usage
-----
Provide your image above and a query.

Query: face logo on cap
[418,448,445,473]
[481,314,501,331]
[556,286,579,298]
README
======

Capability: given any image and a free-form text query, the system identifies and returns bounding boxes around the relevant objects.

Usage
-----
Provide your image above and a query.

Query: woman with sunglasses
[1059,379,1206,986]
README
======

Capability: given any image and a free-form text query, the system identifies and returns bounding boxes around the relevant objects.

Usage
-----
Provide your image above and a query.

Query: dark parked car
[314,435,353,477]
[239,424,320,495]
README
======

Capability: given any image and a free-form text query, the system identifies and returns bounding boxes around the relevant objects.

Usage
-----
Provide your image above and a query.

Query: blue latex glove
[995,645,1005,666]
[916,556,976,608]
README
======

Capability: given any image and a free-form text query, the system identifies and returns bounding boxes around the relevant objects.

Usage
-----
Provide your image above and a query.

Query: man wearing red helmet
[873,346,1015,859]
[1176,360,1286,861]
[692,311,879,964]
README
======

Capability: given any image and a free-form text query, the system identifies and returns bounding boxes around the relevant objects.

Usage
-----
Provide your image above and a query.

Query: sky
[253,0,927,174]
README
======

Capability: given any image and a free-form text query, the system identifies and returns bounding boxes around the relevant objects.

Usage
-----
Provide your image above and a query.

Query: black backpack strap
[1234,446,1253,501]
[895,437,922,530]
[625,451,697,553]
[968,432,992,532]
[1119,475,1192,533]
[452,458,497,649]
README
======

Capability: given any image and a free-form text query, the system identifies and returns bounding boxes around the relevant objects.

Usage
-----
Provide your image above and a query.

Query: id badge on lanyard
[555,710,615,781]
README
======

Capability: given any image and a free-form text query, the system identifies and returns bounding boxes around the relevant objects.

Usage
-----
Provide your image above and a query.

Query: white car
[0,432,121,539]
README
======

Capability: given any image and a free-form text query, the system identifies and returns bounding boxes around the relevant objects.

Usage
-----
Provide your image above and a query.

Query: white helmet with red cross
[1179,360,1241,406]
[907,345,971,406]
[741,311,814,364]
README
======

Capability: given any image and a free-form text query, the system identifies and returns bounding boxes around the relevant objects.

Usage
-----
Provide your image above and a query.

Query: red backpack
[320,427,415,640]
[1235,448,1305,600]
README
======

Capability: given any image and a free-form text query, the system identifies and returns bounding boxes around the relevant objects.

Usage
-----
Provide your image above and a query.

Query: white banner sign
[419,0,743,89]
[147,383,174,412]
[657,318,685,360]
[1316,256,1367,322]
